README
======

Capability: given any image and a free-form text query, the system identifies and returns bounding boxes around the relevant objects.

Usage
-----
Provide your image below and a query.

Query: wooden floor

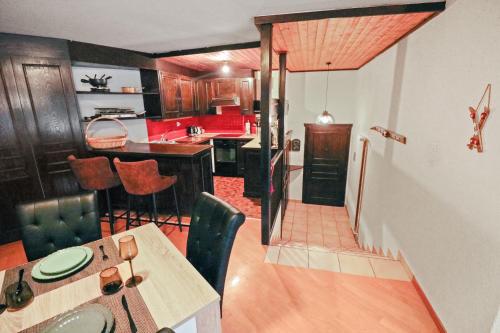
[0,216,439,332]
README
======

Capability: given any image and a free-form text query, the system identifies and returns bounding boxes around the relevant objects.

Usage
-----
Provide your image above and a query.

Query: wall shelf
[76,91,159,95]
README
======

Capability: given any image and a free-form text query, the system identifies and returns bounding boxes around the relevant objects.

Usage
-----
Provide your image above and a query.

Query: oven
[213,139,237,176]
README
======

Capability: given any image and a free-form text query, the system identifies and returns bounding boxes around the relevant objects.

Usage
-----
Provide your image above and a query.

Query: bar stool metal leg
[126,195,132,230]
[152,192,159,226]
[105,188,115,234]
[172,184,182,232]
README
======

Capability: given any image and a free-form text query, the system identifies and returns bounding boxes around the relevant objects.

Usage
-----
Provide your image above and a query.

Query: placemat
[1,237,123,299]
[20,284,158,333]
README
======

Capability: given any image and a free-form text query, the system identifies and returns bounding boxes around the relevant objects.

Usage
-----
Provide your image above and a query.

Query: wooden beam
[260,24,273,245]
[278,53,287,150]
[152,41,260,58]
[254,2,446,25]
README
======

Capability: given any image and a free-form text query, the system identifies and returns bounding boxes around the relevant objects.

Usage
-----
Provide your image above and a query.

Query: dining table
[0,223,221,333]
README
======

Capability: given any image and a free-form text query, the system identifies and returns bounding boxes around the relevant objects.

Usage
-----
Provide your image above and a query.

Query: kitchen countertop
[241,136,279,149]
[90,141,212,158]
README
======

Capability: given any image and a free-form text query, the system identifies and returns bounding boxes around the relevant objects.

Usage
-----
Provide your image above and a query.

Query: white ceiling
[0,0,438,53]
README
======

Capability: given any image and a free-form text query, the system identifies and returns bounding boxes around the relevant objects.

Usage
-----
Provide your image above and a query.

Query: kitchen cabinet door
[239,78,254,115]
[11,56,83,198]
[302,124,352,206]
[160,72,180,118]
[213,78,238,99]
[179,76,195,116]
[0,57,44,244]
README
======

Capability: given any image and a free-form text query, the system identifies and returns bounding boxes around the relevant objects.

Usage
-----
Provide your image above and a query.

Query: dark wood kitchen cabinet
[160,72,181,118]
[302,124,352,206]
[239,78,254,115]
[213,78,238,99]
[179,76,195,116]
[0,54,84,244]
[160,72,195,118]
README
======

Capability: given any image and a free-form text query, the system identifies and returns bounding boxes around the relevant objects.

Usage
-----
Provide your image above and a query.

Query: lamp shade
[316,110,335,124]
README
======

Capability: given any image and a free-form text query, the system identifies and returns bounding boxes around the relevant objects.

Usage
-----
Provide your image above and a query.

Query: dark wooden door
[179,76,194,116]
[11,56,83,198]
[239,78,254,115]
[213,78,238,99]
[0,57,44,243]
[160,72,180,119]
[302,124,352,206]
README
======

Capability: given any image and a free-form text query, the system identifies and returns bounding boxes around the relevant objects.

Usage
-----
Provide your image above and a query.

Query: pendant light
[316,62,335,125]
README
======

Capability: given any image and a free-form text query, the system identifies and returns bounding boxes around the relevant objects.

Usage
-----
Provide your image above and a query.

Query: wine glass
[119,235,143,287]
[99,267,123,295]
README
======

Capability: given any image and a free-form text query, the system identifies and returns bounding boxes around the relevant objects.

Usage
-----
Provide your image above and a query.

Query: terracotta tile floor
[270,201,412,281]
[214,176,261,219]
[277,201,361,251]
[0,216,438,332]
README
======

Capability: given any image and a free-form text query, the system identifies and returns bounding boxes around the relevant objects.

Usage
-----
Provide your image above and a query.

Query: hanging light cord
[324,62,331,112]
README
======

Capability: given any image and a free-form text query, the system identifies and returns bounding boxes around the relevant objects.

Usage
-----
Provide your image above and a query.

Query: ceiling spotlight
[221,62,230,74]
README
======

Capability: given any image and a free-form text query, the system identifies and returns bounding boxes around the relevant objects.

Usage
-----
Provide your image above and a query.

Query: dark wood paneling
[153,41,260,58]
[69,40,201,77]
[254,2,446,25]
[260,23,273,245]
[11,56,83,198]
[302,124,352,206]
[0,56,44,243]
[278,53,286,149]
[0,33,69,58]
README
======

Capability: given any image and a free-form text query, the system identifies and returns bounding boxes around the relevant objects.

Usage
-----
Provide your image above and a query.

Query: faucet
[160,132,169,143]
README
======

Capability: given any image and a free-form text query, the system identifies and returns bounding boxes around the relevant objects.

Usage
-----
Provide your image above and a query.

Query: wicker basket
[85,116,128,149]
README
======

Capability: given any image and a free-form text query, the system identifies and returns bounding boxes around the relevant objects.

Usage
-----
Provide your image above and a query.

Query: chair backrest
[187,192,245,303]
[113,158,162,196]
[17,192,102,261]
[67,155,117,191]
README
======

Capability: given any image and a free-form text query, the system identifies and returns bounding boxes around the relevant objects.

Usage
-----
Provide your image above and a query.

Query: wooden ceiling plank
[313,19,328,69]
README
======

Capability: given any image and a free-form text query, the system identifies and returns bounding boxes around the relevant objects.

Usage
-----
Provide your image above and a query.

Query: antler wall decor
[467,84,491,153]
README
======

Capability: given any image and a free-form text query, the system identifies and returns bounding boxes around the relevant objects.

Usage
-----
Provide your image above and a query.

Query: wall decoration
[467,84,491,153]
[291,138,301,151]
[370,126,407,144]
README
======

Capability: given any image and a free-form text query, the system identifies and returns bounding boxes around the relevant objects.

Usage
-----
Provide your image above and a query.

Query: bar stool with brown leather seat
[113,158,183,231]
[67,155,122,234]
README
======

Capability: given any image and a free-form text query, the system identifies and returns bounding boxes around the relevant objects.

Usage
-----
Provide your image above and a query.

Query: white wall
[345,0,500,332]
[285,70,357,200]
[72,66,148,142]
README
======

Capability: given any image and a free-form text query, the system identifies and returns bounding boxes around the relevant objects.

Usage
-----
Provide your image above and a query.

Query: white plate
[32,247,93,281]
[39,247,88,275]
[42,306,106,333]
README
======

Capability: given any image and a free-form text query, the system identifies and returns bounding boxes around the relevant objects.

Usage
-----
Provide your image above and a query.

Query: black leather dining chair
[186,192,245,310]
[16,192,102,261]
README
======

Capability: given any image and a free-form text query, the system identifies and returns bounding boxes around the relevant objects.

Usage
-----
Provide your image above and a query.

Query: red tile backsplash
[146,106,256,140]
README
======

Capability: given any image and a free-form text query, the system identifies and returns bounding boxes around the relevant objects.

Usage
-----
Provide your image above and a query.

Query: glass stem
[128,259,135,280]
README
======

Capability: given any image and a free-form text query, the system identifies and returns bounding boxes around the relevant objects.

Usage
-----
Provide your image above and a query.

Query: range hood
[209,96,240,107]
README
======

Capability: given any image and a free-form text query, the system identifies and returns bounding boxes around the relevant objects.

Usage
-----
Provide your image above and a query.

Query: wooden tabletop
[92,141,212,158]
[0,224,221,332]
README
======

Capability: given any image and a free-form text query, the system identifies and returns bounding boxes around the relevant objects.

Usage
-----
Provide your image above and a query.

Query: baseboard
[397,251,446,333]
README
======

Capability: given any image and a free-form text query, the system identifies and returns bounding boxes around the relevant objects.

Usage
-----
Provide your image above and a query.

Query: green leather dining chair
[16,192,102,261]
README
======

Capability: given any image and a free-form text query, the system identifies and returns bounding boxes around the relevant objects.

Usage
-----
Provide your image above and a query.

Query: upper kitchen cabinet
[195,77,255,115]
[239,77,254,115]
[213,78,239,99]
[160,72,196,118]
[179,76,195,116]
[160,72,181,118]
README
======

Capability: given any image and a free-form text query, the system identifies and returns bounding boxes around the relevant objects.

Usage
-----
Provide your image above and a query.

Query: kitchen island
[91,142,213,214]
